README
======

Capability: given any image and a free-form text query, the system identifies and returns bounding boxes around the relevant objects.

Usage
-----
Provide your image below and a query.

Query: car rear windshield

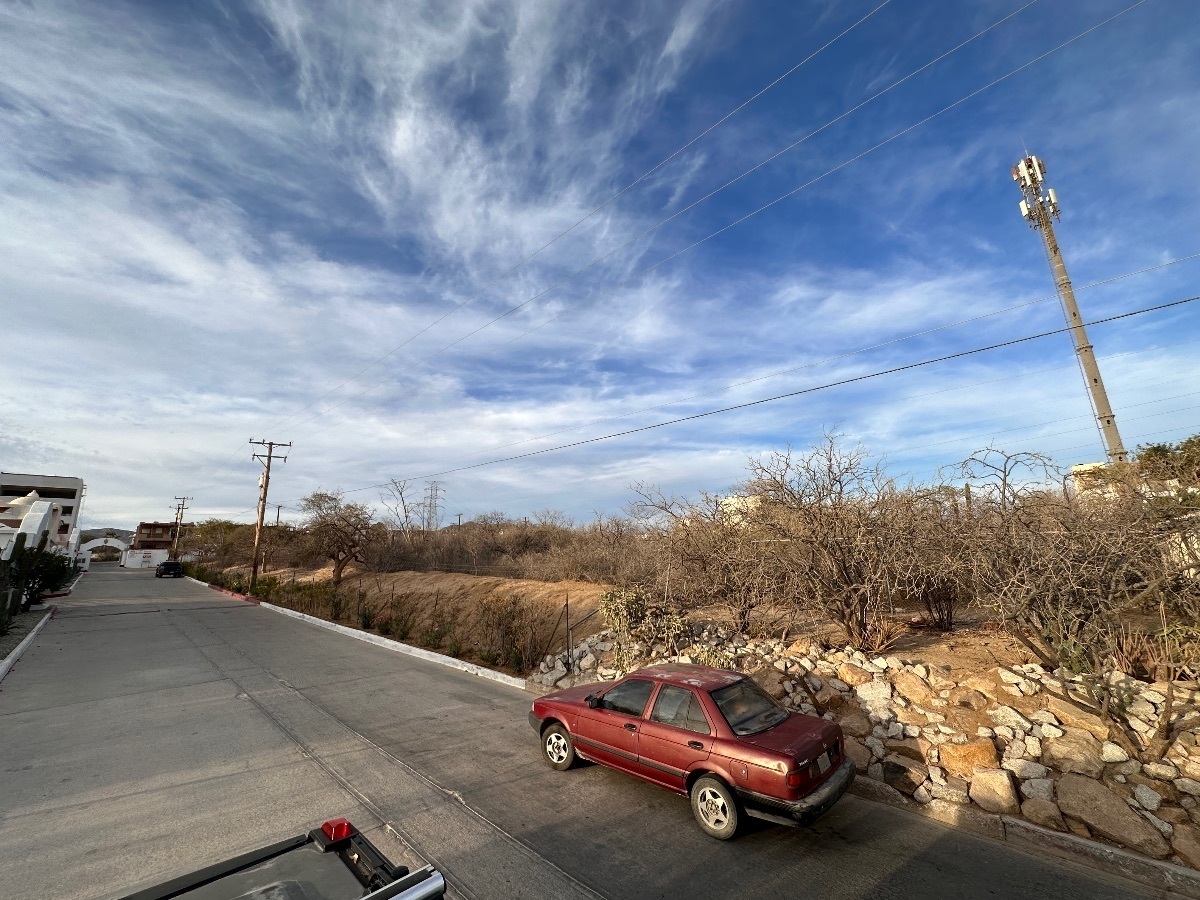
[711,678,788,736]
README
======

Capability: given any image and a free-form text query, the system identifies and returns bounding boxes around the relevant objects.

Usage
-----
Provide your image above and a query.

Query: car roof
[626,663,746,691]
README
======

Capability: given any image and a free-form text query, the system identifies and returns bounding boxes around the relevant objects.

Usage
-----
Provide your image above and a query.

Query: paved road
[0,568,1172,899]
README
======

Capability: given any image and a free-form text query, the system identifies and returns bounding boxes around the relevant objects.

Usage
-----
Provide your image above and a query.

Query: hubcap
[697,786,729,829]
[545,733,569,764]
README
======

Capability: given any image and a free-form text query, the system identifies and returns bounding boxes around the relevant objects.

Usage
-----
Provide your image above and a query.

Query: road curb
[40,572,85,601]
[0,609,55,686]
[183,575,259,603]
[258,601,529,691]
[848,777,1200,898]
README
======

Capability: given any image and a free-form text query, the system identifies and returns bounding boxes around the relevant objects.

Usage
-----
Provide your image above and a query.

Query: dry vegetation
[182,434,1200,720]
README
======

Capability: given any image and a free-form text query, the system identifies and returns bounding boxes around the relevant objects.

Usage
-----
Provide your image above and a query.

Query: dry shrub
[474,593,560,674]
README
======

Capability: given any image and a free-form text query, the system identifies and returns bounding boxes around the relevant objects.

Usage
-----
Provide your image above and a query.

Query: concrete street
[0,568,1172,899]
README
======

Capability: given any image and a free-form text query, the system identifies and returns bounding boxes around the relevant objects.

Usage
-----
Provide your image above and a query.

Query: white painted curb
[0,610,54,685]
[259,601,529,691]
[184,576,210,587]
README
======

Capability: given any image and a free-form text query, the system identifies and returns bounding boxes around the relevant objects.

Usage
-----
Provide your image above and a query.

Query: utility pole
[249,439,291,590]
[1013,154,1127,463]
[170,496,191,557]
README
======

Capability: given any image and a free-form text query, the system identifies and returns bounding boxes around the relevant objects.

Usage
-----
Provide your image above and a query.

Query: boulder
[1021,797,1066,831]
[844,736,872,774]
[1172,823,1200,869]
[815,684,844,710]
[837,663,874,687]
[838,711,872,739]
[1158,806,1191,826]
[1045,696,1110,740]
[882,753,928,795]
[969,768,1020,815]
[1020,777,1055,802]
[885,736,927,763]
[1056,774,1171,858]
[855,680,893,710]
[989,706,1033,732]
[892,671,934,705]
[1002,758,1049,780]
[948,687,990,711]
[1133,783,1163,812]
[1142,761,1179,781]
[938,738,1000,780]
[1100,741,1130,763]
[930,778,971,804]
[1042,728,1104,778]
[1175,778,1200,797]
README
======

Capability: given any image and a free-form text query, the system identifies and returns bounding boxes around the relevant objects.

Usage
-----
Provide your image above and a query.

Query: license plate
[817,752,832,775]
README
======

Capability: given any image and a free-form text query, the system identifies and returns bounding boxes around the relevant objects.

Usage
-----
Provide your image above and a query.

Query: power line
[345,252,1200,464]
[292,0,1144,439]
[271,293,1197,504]
[250,1,893,438]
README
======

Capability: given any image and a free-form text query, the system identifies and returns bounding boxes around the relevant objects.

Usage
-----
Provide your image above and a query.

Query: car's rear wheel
[690,775,739,840]
[542,724,576,770]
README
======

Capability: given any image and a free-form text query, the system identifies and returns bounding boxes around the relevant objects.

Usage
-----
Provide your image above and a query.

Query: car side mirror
[586,694,601,709]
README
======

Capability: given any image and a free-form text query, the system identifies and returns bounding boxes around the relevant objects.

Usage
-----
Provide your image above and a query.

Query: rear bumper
[736,755,855,825]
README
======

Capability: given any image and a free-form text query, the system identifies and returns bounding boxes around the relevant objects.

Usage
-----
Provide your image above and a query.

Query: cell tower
[1013,154,1127,464]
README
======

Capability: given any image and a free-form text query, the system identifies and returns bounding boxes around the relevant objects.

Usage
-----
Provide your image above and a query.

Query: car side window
[650,685,711,735]
[601,679,655,717]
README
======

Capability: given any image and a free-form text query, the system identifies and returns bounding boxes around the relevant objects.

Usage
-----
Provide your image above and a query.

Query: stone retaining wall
[532,626,1200,870]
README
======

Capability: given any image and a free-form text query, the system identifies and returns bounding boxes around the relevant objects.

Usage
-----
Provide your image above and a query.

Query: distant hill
[81,528,135,543]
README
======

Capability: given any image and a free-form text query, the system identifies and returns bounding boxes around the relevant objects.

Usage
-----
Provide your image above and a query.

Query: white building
[0,472,87,563]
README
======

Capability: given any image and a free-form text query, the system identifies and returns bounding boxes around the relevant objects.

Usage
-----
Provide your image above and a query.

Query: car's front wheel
[542,723,577,771]
[690,775,740,840]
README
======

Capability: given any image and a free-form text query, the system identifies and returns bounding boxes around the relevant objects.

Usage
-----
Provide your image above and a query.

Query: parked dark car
[154,560,184,578]
[529,663,853,839]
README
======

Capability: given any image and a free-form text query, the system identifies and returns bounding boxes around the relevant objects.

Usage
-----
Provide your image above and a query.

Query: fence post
[566,592,572,674]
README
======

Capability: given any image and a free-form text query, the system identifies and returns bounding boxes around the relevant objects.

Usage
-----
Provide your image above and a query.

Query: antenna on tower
[1012,154,1127,464]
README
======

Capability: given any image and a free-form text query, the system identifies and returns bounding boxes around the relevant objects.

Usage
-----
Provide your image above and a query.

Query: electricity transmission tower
[249,439,291,589]
[170,496,191,557]
[423,481,443,533]
[1013,154,1127,464]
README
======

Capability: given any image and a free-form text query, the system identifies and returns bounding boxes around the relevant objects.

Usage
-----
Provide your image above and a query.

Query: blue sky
[3,0,1198,529]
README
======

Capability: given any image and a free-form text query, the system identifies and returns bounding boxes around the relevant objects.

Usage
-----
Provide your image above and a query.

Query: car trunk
[741,714,843,792]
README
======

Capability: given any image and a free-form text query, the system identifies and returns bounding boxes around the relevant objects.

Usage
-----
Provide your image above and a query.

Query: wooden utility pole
[1014,154,1127,463]
[170,496,191,557]
[249,439,290,590]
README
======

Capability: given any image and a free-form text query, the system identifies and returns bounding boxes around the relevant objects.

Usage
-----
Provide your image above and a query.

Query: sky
[2,0,1199,530]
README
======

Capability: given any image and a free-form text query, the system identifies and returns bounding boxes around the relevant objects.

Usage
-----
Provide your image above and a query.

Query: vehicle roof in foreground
[627,663,746,692]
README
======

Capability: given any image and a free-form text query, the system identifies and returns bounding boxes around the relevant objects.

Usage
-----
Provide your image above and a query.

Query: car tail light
[787,766,813,788]
[321,818,355,842]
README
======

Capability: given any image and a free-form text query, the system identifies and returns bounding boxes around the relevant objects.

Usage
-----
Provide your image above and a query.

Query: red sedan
[529,663,854,839]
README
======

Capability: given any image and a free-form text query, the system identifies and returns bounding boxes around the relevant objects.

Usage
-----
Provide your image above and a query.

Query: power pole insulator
[1013,154,1127,464]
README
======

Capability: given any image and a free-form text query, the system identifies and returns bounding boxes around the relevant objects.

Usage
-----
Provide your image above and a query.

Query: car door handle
[688,740,704,750]
[624,723,637,731]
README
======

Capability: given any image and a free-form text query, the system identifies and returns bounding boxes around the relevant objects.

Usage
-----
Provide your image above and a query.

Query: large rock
[1021,797,1066,831]
[838,711,872,739]
[882,753,928,795]
[930,778,971,804]
[1046,696,1110,740]
[855,680,893,710]
[1020,777,1055,802]
[1171,823,1200,869]
[989,706,1032,732]
[1056,774,1171,858]
[892,671,934,705]
[948,687,990,710]
[845,737,872,774]
[885,737,927,763]
[969,768,1020,815]
[1002,758,1049,780]
[1042,728,1104,777]
[837,663,874,687]
[815,684,844,710]
[939,738,1000,780]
